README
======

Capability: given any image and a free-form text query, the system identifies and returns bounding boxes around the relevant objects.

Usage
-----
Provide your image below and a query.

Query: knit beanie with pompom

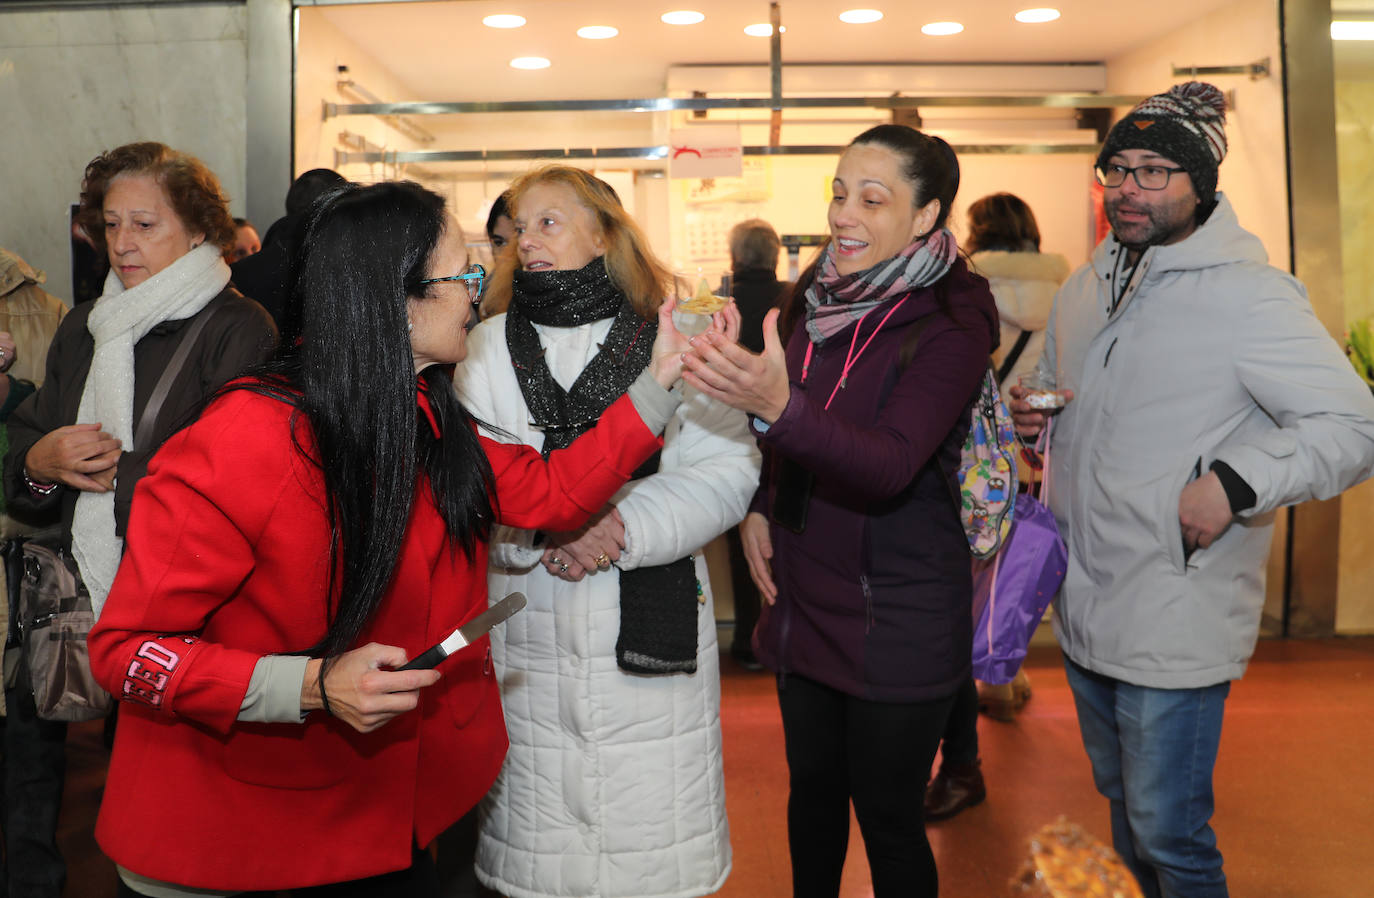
[1096,82,1228,217]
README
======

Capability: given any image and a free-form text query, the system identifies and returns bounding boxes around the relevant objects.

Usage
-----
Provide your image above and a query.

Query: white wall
[0,3,249,303]
[1103,0,1289,270]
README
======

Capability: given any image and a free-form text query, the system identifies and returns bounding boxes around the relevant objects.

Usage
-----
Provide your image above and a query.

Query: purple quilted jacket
[749,258,999,702]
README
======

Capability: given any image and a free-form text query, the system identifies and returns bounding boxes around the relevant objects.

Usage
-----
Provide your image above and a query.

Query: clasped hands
[542,505,625,582]
[25,422,122,492]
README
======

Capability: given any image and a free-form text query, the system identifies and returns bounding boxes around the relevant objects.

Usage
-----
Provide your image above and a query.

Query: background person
[485,192,515,256]
[1010,83,1374,898]
[681,124,998,898]
[456,164,756,898]
[923,192,1071,824]
[2,140,276,898]
[230,167,347,329]
[86,179,703,897]
[723,218,792,671]
[230,217,261,262]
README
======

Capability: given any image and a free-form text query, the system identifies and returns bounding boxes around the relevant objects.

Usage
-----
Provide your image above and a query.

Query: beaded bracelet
[22,468,59,496]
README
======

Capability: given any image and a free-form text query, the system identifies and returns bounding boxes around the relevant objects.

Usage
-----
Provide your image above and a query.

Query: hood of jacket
[970,249,1071,286]
[1091,193,1266,286]
[0,248,46,297]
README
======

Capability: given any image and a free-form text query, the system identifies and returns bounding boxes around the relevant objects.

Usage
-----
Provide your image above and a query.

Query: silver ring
[558,562,569,574]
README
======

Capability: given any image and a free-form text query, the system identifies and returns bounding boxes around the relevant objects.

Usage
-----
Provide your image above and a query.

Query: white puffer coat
[969,248,1070,386]
[453,312,759,898]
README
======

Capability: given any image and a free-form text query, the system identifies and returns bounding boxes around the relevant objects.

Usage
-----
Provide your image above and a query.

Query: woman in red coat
[87,181,710,897]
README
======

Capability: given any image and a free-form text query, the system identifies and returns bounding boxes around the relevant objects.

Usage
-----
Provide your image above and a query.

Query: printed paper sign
[668,126,743,179]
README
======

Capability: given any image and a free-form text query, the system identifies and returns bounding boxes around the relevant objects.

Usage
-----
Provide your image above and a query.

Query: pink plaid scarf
[804,229,958,344]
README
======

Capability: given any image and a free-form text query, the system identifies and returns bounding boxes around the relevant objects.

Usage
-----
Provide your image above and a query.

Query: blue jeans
[1064,656,1230,898]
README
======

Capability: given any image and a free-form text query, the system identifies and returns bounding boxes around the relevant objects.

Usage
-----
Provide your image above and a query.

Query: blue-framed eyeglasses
[420,263,486,303]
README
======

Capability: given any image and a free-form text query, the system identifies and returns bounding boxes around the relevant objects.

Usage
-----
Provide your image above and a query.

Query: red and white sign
[668,126,743,179]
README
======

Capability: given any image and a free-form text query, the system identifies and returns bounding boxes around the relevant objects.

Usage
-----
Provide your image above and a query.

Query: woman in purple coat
[682,124,998,898]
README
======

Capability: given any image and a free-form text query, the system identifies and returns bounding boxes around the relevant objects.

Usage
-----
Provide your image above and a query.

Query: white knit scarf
[73,242,229,616]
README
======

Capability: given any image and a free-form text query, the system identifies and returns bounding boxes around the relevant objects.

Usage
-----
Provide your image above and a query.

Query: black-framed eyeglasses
[420,263,486,304]
[1095,163,1188,191]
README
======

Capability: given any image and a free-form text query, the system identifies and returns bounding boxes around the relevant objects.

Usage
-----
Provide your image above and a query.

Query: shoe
[977,670,1032,721]
[731,646,764,672]
[924,761,987,821]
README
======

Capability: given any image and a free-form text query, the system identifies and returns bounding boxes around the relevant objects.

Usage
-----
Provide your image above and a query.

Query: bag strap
[1039,416,1054,505]
[995,329,1032,386]
[133,301,223,452]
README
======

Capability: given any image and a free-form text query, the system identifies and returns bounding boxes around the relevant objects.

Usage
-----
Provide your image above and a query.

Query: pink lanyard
[801,296,909,410]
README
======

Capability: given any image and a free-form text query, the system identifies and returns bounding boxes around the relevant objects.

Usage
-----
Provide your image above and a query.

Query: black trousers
[116,845,441,898]
[937,674,981,769]
[777,673,954,898]
[1,654,70,898]
[725,525,761,656]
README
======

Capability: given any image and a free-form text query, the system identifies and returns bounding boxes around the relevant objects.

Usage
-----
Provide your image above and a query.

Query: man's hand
[1008,384,1074,441]
[1179,471,1234,556]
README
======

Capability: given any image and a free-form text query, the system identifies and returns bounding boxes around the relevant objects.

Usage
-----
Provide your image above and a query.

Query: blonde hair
[481,166,672,321]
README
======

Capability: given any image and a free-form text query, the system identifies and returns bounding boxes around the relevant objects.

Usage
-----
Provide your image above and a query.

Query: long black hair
[229,180,497,659]
[779,125,963,341]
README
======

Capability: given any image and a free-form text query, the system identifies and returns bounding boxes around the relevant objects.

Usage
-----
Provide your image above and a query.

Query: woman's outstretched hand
[302,643,442,733]
[648,297,742,390]
[681,307,791,424]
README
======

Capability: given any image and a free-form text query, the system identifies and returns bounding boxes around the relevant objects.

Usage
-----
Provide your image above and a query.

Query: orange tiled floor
[51,637,1374,897]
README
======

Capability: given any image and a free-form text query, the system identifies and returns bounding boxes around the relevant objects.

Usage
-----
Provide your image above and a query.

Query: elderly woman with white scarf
[1,141,275,898]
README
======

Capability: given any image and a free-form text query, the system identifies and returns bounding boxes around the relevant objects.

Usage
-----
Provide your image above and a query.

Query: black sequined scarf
[507,258,655,453]
[506,257,700,675]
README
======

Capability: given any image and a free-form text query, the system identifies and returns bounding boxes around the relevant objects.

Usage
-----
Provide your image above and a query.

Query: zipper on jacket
[861,574,874,634]
[1103,337,1119,368]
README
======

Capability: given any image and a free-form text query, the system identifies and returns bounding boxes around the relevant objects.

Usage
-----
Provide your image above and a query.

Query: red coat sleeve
[88,392,299,737]
[486,392,663,531]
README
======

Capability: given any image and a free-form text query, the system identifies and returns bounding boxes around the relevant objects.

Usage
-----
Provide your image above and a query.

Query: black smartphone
[770,457,814,534]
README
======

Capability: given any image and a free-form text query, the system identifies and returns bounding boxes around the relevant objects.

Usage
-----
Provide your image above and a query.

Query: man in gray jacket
[1011,82,1374,898]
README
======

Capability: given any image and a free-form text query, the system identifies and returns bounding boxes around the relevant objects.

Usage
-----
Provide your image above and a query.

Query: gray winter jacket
[1041,194,1374,688]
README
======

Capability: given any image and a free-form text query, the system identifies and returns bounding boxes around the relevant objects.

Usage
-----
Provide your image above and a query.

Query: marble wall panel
[1336,80,1374,326]
[0,3,247,303]
[1335,79,1374,633]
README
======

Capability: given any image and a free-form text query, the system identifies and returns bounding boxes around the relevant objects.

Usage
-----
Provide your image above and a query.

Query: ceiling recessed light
[661,10,705,25]
[1332,20,1374,40]
[577,25,619,39]
[743,23,786,36]
[1015,7,1061,24]
[483,14,526,29]
[509,56,551,70]
[921,21,964,36]
[839,9,884,24]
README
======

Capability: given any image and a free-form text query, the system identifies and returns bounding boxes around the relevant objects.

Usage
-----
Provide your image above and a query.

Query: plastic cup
[672,270,731,337]
[1018,370,1070,412]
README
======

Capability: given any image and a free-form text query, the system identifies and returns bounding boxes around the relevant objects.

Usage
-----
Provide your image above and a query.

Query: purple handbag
[969,424,1067,685]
